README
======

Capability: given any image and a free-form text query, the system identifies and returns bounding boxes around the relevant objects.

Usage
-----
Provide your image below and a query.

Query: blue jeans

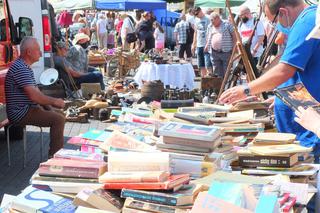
[75,67,105,90]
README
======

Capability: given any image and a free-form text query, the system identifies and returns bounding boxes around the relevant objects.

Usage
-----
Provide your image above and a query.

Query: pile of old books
[2,99,319,213]
[236,132,314,175]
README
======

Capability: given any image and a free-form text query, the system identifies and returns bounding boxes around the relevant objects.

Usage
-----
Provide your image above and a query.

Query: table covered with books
[134,62,195,90]
[2,102,320,213]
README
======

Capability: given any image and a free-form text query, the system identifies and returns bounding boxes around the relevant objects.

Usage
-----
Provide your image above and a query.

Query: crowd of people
[54,5,275,79]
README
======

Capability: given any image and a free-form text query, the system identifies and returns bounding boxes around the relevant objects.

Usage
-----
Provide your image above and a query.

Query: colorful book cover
[274,83,320,111]
[67,136,102,147]
[208,181,245,207]
[190,192,251,213]
[81,129,112,142]
[99,131,154,152]
[12,186,76,213]
[158,122,221,142]
[255,194,278,213]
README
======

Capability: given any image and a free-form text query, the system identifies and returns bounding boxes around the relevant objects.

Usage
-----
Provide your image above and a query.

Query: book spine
[163,137,215,149]
[238,155,291,168]
[125,198,178,213]
[274,92,298,111]
[121,189,178,206]
[38,165,99,179]
[99,172,167,183]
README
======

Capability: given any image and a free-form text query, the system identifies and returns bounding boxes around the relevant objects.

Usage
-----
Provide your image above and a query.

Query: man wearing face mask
[66,33,105,90]
[220,0,320,162]
[238,6,265,64]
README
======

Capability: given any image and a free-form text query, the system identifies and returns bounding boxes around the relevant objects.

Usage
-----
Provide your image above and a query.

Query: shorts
[155,41,164,49]
[197,47,212,69]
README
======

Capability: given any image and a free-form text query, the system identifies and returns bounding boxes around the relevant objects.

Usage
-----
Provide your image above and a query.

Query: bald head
[19,36,42,65]
[239,6,250,16]
[20,36,37,55]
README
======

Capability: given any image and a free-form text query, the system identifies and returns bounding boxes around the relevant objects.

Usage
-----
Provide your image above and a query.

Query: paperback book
[103,174,190,190]
[274,83,320,111]
[11,186,76,213]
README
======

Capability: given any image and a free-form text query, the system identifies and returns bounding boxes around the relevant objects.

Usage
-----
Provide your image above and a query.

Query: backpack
[186,23,194,44]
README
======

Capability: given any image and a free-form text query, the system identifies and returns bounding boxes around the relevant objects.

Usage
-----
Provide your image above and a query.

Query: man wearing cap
[192,7,212,77]
[5,36,65,157]
[66,33,105,90]
[220,0,320,163]
[54,41,105,91]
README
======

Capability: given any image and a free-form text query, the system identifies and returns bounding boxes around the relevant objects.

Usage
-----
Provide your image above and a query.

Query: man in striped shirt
[5,36,65,157]
[205,13,236,78]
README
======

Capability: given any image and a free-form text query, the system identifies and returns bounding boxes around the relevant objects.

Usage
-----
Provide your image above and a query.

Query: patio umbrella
[195,0,245,8]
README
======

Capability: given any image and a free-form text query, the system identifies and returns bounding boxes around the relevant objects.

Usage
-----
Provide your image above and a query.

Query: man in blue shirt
[5,36,65,157]
[219,1,320,156]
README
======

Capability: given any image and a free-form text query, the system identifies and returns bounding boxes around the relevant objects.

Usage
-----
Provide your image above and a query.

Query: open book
[274,83,320,111]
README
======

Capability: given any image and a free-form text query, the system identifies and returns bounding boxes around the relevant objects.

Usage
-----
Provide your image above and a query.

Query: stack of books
[156,122,222,155]
[100,151,190,191]
[30,148,107,194]
[236,133,313,175]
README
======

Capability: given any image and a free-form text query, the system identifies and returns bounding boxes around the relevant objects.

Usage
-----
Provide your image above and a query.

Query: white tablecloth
[134,62,195,90]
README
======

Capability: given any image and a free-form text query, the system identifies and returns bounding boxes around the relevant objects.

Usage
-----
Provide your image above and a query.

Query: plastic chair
[6,124,43,168]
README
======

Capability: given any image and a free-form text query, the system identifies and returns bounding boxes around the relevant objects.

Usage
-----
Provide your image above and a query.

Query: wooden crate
[201,77,223,92]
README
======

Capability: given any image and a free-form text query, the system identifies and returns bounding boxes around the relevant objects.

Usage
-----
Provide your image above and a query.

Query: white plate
[39,68,59,86]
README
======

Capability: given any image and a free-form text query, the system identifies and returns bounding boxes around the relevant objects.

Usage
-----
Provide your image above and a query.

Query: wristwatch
[243,85,251,97]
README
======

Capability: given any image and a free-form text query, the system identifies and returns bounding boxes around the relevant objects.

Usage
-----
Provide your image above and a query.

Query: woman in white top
[153,21,165,53]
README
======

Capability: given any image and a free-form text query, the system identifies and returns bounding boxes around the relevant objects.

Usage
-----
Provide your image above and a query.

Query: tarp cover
[195,0,245,8]
[49,0,93,12]
[95,0,166,10]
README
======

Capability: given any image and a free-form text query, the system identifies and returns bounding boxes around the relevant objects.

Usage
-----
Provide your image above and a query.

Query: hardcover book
[238,153,299,168]
[123,198,188,213]
[274,83,320,111]
[103,174,190,190]
[38,159,107,179]
[162,135,221,150]
[121,184,200,206]
[158,122,221,142]
[156,139,212,153]
[11,186,76,213]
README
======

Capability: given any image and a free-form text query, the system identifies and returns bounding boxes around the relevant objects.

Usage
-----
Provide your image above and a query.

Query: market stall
[95,0,166,10]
